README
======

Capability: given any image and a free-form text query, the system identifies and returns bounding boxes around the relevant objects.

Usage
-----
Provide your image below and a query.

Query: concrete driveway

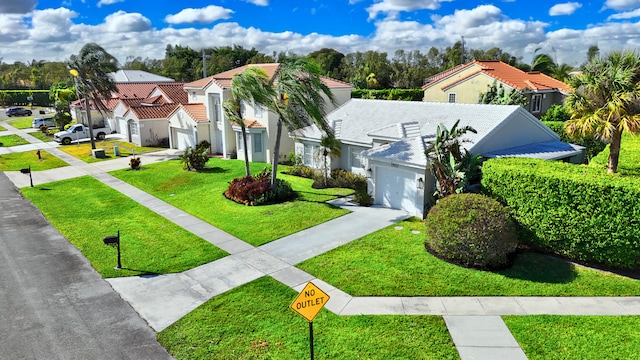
[0,172,173,360]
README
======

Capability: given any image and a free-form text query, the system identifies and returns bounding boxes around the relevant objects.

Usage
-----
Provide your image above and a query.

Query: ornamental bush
[224,169,297,206]
[424,193,518,269]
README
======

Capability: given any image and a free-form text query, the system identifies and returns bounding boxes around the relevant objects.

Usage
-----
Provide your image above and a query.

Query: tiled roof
[423,63,469,85]
[113,82,159,99]
[181,103,208,123]
[127,103,179,120]
[431,60,571,93]
[143,95,166,105]
[483,140,585,160]
[156,83,189,103]
[109,70,174,82]
[184,63,353,90]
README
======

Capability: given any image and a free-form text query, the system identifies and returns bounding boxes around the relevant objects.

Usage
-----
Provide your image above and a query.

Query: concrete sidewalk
[4,119,640,360]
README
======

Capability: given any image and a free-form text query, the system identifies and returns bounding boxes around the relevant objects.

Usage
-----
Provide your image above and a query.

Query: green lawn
[505,315,640,359]
[0,125,6,131]
[58,139,164,163]
[29,131,55,142]
[0,134,29,147]
[0,149,68,171]
[297,218,640,296]
[21,176,227,278]
[158,276,458,360]
[7,116,35,129]
[110,158,353,246]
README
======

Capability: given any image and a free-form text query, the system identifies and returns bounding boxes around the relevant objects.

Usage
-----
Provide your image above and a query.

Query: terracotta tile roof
[113,82,159,99]
[127,103,179,120]
[423,63,469,86]
[156,83,188,103]
[181,103,209,123]
[184,63,353,90]
[142,95,166,105]
[432,60,571,93]
[243,119,265,128]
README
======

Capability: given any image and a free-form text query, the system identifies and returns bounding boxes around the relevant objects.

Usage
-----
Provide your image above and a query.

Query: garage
[174,128,195,150]
[374,165,420,215]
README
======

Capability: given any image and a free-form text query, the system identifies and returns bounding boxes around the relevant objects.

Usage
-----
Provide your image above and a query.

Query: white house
[172,63,354,163]
[291,99,585,218]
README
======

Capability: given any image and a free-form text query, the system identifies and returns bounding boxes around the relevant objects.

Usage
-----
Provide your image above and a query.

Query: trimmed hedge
[0,90,52,106]
[351,88,423,101]
[481,158,640,269]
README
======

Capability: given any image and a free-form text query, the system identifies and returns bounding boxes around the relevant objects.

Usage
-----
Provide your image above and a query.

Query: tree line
[0,42,600,92]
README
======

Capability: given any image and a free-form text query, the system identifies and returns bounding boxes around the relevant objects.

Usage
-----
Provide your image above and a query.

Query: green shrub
[180,141,210,170]
[540,104,570,122]
[481,157,640,269]
[283,165,318,179]
[224,169,297,206]
[424,193,518,269]
[352,188,373,206]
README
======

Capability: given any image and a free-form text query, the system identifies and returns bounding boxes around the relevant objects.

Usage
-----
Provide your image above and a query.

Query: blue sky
[1,0,640,68]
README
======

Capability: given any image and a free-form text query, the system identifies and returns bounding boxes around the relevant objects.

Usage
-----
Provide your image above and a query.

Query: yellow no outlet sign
[290,282,330,322]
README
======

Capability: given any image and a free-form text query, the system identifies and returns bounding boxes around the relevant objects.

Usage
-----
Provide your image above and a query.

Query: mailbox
[103,235,119,246]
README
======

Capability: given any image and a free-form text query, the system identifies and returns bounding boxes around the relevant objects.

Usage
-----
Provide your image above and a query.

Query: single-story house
[291,99,585,218]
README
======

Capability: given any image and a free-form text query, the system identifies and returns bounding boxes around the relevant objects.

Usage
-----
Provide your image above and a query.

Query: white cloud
[165,5,234,25]
[367,0,443,20]
[103,11,152,33]
[549,2,582,16]
[608,8,640,19]
[97,0,125,7]
[30,8,78,42]
[0,14,29,43]
[0,0,37,13]
[246,0,268,5]
[604,0,640,10]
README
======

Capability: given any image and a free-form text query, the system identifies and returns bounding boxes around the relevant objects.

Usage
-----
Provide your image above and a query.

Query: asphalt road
[0,172,173,360]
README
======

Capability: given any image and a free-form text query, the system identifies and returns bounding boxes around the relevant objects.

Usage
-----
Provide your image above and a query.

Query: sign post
[290,282,330,360]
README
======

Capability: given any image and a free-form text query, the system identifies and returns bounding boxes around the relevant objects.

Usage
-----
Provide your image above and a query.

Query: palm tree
[67,43,119,150]
[267,58,336,187]
[223,67,275,176]
[425,120,480,199]
[564,50,640,173]
[318,135,341,187]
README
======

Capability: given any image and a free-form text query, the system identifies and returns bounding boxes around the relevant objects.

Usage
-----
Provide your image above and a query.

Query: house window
[253,103,262,118]
[209,94,221,123]
[253,133,262,153]
[303,143,316,167]
[531,94,542,113]
[237,132,243,151]
[351,149,362,169]
[130,122,139,136]
[448,93,457,103]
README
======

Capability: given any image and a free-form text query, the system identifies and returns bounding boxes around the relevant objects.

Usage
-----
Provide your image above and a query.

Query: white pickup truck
[54,124,110,145]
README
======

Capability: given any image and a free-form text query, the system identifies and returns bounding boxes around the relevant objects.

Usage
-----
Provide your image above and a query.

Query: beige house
[422,60,571,117]
[171,63,354,164]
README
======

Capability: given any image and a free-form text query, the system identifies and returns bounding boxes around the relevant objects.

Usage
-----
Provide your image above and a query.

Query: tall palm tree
[564,50,640,173]
[67,43,119,150]
[223,67,275,176]
[267,58,336,187]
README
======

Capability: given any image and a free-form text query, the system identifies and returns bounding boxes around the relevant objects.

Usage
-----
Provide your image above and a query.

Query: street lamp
[202,49,212,78]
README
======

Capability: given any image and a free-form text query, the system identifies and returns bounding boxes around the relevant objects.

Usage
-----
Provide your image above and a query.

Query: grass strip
[0,134,29,147]
[111,158,352,246]
[505,315,640,359]
[158,276,458,360]
[57,139,164,163]
[297,218,640,296]
[0,149,68,171]
[7,116,35,129]
[21,176,227,278]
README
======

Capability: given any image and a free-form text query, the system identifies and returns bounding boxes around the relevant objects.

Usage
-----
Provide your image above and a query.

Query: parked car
[32,117,55,129]
[54,124,111,145]
[6,107,33,117]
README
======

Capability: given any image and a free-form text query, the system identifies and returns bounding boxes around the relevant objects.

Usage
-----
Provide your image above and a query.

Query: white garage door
[175,128,195,150]
[375,166,417,213]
